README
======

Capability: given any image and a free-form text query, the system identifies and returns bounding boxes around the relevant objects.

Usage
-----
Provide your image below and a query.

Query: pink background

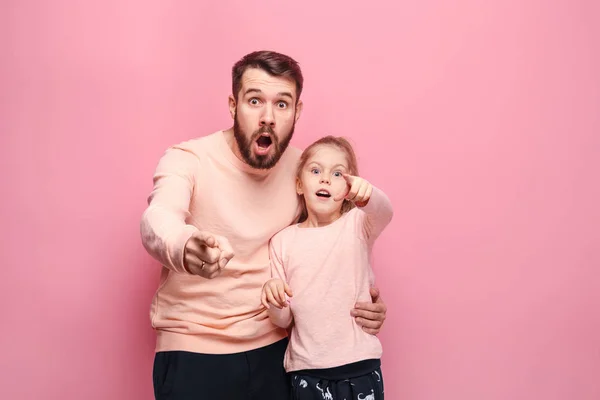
[2,1,599,399]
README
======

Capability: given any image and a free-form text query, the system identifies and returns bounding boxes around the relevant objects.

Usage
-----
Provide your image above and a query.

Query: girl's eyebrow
[307,162,347,169]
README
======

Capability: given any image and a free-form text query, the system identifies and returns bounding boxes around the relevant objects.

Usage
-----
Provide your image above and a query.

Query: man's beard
[233,114,295,170]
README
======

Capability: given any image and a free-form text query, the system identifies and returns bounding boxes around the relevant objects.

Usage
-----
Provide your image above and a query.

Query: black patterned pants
[290,368,384,400]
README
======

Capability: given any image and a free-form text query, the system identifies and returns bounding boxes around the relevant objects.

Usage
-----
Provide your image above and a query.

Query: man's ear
[294,100,303,123]
[228,95,236,119]
[296,177,303,195]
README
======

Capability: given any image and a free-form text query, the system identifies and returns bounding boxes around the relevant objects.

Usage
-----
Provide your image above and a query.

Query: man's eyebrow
[244,88,262,96]
[243,88,294,100]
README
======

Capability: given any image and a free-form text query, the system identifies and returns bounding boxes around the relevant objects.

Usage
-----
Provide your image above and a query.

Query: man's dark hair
[232,51,304,102]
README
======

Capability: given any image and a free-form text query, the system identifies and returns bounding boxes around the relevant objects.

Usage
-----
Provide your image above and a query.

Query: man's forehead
[240,68,296,96]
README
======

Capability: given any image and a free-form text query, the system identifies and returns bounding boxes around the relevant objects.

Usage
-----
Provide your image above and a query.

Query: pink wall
[2,1,599,399]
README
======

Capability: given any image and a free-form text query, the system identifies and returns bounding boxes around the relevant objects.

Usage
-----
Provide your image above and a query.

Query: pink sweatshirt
[140,131,301,354]
[268,187,394,372]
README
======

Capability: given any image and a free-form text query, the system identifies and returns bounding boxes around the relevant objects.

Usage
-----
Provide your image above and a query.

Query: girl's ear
[296,177,303,195]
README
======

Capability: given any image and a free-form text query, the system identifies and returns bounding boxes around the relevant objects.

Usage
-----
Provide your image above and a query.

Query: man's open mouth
[316,190,331,198]
[256,134,273,149]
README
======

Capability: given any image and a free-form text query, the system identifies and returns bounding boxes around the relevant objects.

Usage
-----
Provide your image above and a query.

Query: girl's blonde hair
[296,136,360,223]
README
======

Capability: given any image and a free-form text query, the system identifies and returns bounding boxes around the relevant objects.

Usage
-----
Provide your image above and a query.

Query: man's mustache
[257,126,275,135]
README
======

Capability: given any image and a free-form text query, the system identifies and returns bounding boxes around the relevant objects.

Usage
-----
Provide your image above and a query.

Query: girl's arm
[265,237,293,329]
[346,179,393,334]
[358,185,394,244]
[337,174,394,243]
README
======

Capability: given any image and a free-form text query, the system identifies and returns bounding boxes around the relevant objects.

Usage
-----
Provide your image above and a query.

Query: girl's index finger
[278,286,288,307]
[332,174,353,201]
[342,173,356,183]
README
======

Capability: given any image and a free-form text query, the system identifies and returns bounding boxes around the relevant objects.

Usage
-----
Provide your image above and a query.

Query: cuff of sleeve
[268,307,293,329]
[167,224,198,273]
[360,186,383,213]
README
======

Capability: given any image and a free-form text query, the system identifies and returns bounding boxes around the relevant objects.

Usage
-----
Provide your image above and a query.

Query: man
[141,50,387,400]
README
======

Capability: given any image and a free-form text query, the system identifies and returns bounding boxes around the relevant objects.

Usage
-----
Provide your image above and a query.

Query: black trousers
[153,338,290,400]
[290,368,384,400]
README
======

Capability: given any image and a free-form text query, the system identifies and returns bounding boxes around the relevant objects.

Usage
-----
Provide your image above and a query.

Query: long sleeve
[140,146,200,273]
[358,185,394,244]
[267,237,293,329]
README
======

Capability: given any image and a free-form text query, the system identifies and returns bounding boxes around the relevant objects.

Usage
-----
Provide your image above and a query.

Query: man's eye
[249,98,260,105]
[277,101,288,109]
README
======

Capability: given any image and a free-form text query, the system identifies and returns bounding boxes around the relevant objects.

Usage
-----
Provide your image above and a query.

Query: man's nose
[260,105,275,127]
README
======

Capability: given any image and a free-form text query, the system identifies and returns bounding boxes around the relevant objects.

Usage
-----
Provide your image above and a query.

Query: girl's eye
[333,171,343,177]
[277,101,288,109]
[311,168,320,174]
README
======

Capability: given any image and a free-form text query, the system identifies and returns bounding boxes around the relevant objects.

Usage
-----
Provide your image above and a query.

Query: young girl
[261,136,393,400]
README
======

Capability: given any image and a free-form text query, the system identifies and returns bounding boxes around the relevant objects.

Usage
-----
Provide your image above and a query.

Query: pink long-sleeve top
[268,186,394,372]
[141,131,301,354]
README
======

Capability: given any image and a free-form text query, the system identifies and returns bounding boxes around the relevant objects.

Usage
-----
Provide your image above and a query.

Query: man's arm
[140,147,199,273]
[352,287,387,335]
[140,147,234,277]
